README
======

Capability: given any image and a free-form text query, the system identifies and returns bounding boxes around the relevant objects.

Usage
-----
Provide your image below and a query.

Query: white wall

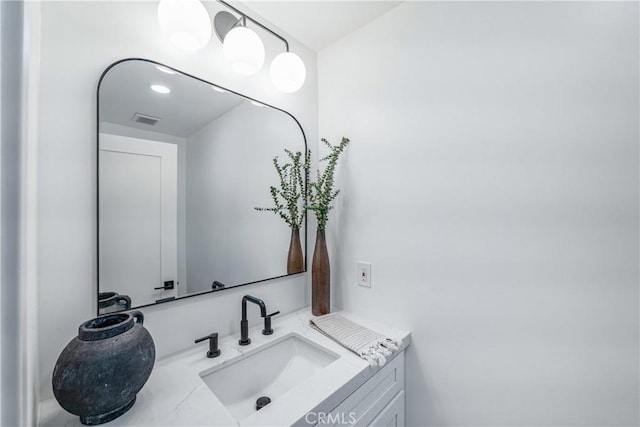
[319,2,639,426]
[2,1,41,425]
[186,101,305,293]
[37,0,317,404]
[1,2,24,424]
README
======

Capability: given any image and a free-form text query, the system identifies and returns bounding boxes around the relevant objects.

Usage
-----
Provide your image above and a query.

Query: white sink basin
[199,332,339,422]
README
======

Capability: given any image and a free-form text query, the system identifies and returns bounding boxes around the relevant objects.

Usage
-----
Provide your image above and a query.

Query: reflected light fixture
[158,0,212,51]
[150,84,171,94]
[156,65,177,75]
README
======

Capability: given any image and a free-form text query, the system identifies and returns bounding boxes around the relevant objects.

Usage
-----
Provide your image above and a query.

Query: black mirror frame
[96,58,308,315]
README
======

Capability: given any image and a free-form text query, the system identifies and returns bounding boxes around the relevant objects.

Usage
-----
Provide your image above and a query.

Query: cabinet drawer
[320,353,405,426]
[368,391,405,427]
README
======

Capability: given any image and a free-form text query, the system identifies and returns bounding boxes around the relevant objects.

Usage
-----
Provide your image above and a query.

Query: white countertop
[39,307,410,427]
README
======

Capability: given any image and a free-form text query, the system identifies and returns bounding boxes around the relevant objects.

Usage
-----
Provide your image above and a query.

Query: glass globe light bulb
[270,51,306,93]
[223,26,265,76]
[158,0,212,51]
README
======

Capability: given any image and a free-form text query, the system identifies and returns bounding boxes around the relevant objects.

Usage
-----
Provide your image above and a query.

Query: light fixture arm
[216,0,289,52]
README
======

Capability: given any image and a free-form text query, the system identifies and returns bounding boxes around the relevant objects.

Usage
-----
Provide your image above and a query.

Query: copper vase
[312,229,330,315]
[287,227,304,274]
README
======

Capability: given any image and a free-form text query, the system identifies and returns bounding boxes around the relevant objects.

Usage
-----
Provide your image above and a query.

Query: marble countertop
[39,307,410,427]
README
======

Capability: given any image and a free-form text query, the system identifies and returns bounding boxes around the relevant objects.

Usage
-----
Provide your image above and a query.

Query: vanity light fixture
[156,0,306,92]
[157,0,212,51]
[213,1,306,92]
[270,51,306,93]
[222,22,265,76]
[150,84,171,94]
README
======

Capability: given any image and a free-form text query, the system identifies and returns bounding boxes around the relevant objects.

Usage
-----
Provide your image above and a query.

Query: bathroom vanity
[39,309,410,426]
[37,59,411,427]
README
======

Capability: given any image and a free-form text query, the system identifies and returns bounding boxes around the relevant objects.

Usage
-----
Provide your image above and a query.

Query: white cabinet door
[99,134,177,307]
[368,391,405,427]
[321,354,405,427]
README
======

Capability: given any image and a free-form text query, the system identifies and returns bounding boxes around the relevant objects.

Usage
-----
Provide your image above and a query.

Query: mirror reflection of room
[98,60,306,311]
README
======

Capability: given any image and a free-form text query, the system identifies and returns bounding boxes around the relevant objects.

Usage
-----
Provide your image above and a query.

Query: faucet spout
[239,295,268,346]
[241,295,266,320]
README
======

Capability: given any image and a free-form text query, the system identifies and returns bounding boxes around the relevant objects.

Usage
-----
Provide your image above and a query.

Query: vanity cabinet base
[313,352,405,427]
[369,391,405,427]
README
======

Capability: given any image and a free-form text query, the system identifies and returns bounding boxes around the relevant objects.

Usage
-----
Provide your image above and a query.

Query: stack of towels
[310,313,402,367]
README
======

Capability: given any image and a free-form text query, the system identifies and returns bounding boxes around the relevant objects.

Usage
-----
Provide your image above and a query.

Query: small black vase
[98,291,131,314]
[52,311,155,425]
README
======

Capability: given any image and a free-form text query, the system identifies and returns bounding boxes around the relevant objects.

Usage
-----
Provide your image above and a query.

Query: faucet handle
[262,311,280,335]
[194,333,221,358]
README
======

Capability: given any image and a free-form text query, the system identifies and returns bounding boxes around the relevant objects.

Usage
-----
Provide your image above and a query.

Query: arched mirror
[97,59,307,313]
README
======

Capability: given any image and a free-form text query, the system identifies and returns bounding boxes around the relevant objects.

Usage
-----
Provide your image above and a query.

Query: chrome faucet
[239,295,279,346]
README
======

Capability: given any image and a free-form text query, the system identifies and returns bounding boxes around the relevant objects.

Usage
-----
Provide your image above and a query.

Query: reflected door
[99,134,178,306]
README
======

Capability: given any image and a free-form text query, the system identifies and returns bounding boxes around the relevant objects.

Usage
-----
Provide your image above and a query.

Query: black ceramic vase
[52,311,155,425]
[97,291,131,314]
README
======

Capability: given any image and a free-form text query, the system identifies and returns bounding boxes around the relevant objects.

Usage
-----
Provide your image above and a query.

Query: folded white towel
[309,313,402,367]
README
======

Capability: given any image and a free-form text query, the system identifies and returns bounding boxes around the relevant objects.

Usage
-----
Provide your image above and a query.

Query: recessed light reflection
[212,86,227,93]
[250,100,265,107]
[155,65,176,75]
[150,84,171,94]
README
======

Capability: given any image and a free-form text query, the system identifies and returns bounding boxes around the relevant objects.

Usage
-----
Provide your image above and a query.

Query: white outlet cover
[357,262,372,288]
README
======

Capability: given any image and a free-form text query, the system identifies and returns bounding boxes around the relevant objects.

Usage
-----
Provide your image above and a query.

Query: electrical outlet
[357,262,372,288]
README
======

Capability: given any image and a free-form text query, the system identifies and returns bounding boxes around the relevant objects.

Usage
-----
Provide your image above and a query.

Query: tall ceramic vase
[287,227,304,274]
[312,229,330,315]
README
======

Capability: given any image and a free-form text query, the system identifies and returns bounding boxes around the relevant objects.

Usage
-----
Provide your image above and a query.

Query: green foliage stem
[254,149,305,229]
[306,137,350,231]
